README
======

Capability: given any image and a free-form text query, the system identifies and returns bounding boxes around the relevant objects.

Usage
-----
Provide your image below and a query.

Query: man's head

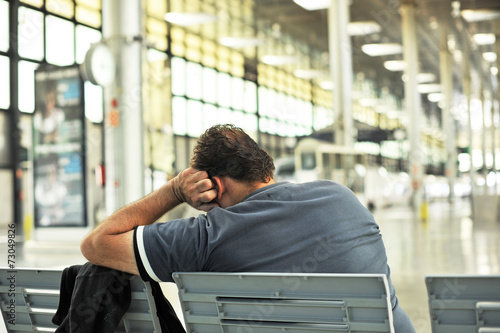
[191,124,275,184]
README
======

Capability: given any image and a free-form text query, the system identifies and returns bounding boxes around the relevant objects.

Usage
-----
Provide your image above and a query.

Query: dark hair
[191,124,275,183]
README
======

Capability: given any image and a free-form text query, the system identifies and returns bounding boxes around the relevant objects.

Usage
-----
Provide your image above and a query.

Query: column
[401,0,423,211]
[103,0,145,215]
[439,16,456,202]
[328,0,353,148]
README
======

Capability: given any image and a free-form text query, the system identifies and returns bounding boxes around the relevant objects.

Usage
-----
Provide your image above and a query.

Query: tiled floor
[1,196,500,332]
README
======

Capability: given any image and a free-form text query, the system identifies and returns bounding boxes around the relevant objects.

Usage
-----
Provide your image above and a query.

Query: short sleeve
[134,217,210,282]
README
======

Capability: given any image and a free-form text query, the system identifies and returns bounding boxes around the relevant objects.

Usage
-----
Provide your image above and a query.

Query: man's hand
[172,167,219,211]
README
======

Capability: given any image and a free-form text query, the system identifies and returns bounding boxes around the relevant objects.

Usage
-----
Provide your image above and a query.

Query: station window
[46,15,75,66]
[0,1,8,52]
[0,56,9,110]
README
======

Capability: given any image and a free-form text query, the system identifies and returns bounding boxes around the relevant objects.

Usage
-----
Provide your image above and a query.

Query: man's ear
[211,176,224,201]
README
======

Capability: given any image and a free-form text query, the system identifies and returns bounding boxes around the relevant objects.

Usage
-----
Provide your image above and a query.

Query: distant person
[81,124,415,332]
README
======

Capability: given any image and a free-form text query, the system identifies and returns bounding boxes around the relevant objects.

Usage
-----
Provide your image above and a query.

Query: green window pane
[171,57,186,96]
[0,1,8,52]
[46,15,75,66]
[172,96,187,135]
[76,25,102,64]
[18,7,44,61]
[0,56,9,109]
[18,60,39,113]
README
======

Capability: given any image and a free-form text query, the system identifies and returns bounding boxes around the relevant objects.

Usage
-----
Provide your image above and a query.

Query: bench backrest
[425,275,500,333]
[0,268,161,333]
[172,272,394,333]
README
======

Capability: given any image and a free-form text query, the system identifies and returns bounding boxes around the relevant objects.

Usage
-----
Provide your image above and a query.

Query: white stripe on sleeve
[136,225,162,282]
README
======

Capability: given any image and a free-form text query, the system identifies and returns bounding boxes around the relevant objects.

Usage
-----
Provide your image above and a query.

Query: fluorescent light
[361,43,403,57]
[293,69,329,79]
[483,52,497,63]
[347,21,381,36]
[164,12,217,26]
[428,93,444,102]
[461,9,500,22]
[417,73,436,83]
[384,60,406,71]
[293,0,331,11]
[261,55,300,66]
[417,83,442,94]
[219,37,263,48]
[319,80,334,90]
[473,33,496,46]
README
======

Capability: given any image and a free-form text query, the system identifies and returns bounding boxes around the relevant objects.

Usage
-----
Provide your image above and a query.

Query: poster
[33,66,87,227]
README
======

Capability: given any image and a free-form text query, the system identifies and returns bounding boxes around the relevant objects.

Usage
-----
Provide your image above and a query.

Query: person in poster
[33,67,86,227]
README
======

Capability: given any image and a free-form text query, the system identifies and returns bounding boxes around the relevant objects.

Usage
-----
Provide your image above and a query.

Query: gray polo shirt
[134,179,414,331]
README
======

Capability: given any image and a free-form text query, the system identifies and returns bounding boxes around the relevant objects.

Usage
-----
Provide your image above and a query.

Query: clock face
[83,43,116,86]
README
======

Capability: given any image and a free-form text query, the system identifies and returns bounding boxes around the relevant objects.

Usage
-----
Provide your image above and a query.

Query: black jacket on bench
[52,262,185,333]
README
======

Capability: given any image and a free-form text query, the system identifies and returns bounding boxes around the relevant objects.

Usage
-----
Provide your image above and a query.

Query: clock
[81,43,116,87]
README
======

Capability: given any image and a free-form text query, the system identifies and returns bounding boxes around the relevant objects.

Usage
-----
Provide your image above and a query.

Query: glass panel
[47,0,74,18]
[75,5,101,28]
[217,107,232,125]
[187,99,203,138]
[203,103,217,130]
[230,76,244,110]
[0,56,9,109]
[245,113,258,139]
[21,0,43,7]
[0,112,11,167]
[84,81,103,123]
[258,86,268,117]
[172,96,187,135]
[232,110,245,129]
[171,57,186,96]
[46,15,75,66]
[202,67,217,104]
[244,81,257,113]
[18,7,44,61]
[186,61,202,100]
[76,0,101,10]
[0,1,8,52]
[217,72,231,108]
[18,60,39,113]
[76,25,102,64]
[146,0,166,18]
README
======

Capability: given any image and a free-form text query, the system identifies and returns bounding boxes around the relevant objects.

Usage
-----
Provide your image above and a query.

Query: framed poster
[33,65,87,227]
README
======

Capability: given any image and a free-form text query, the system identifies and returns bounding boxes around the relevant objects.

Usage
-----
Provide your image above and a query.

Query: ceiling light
[428,93,444,103]
[417,73,436,83]
[361,43,403,57]
[461,9,500,22]
[319,80,334,90]
[347,21,381,36]
[293,0,330,11]
[384,60,406,71]
[164,12,217,26]
[293,69,329,79]
[491,67,498,76]
[261,55,301,66]
[219,37,263,48]
[473,33,496,46]
[417,83,442,94]
[483,52,497,63]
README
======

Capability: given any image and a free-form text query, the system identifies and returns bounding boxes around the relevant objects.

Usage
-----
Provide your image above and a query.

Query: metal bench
[172,272,395,333]
[0,268,161,332]
[425,275,500,333]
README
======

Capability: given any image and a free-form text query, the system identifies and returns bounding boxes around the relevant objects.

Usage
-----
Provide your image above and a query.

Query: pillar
[328,0,354,148]
[439,15,457,202]
[103,0,145,215]
[401,0,423,211]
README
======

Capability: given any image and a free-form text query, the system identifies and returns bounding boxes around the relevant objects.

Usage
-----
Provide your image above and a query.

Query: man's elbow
[80,235,99,265]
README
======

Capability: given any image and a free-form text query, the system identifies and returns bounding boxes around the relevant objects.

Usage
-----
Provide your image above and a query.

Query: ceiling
[252,0,500,125]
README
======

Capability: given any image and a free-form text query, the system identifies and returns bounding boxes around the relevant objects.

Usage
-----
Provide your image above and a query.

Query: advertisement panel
[33,66,87,227]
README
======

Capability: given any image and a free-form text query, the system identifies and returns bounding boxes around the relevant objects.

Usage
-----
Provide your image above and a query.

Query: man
[81,124,415,332]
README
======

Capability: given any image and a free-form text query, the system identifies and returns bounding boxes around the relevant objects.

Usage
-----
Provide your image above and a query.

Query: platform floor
[1,197,500,333]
